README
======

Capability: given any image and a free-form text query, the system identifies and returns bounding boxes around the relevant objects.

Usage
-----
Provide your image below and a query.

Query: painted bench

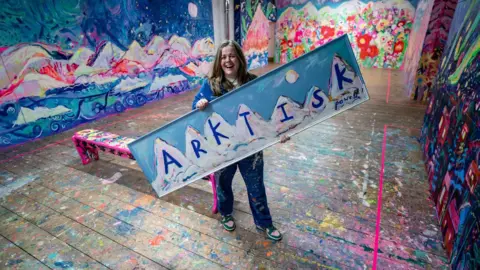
[72,129,218,213]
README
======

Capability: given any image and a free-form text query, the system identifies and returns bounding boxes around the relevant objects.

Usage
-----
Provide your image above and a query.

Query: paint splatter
[149,235,165,246]
[100,172,122,185]
[0,175,38,198]
[7,259,23,266]
[54,261,74,268]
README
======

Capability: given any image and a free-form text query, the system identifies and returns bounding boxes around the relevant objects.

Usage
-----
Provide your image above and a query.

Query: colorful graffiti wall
[420,0,479,267]
[234,0,276,69]
[275,0,416,69]
[409,0,458,102]
[402,0,434,94]
[0,0,214,147]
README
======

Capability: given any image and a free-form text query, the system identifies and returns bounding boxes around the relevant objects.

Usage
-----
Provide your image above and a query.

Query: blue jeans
[214,151,273,228]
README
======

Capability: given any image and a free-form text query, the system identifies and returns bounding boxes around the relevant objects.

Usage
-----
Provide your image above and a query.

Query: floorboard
[0,67,448,269]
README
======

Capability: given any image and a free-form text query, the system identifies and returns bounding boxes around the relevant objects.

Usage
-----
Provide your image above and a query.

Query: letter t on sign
[239,111,255,136]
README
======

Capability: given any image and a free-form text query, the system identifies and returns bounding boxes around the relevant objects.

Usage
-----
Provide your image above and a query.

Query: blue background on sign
[128,35,365,183]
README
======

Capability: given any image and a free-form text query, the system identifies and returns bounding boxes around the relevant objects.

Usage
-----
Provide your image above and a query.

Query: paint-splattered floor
[0,66,448,269]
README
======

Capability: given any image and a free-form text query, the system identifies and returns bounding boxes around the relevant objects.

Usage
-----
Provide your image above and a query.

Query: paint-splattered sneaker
[256,225,282,241]
[221,215,236,231]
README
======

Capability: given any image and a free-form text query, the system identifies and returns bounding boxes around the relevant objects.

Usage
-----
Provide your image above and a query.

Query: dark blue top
[191,74,258,110]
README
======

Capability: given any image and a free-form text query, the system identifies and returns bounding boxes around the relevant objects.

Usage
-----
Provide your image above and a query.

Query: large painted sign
[128,35,370,197]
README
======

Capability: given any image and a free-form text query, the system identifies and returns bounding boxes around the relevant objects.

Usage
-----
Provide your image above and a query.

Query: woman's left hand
[280,135,290,143]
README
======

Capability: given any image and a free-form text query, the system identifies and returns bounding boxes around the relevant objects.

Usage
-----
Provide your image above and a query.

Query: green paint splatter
[323,232,356,245]
[394,255,425,267]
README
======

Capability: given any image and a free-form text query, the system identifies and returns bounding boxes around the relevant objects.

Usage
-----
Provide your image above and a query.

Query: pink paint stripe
[386,70,391,104]
[373,124,387,269]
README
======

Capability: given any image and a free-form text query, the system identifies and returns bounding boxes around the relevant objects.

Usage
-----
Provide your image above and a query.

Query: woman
[192,40,285,241]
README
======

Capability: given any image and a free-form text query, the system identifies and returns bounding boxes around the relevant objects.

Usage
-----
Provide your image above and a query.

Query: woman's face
[221,45,239,78]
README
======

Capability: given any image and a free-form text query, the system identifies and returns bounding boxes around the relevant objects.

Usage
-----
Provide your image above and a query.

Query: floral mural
[420,0,479,267]
[410,0,458,102]
[275,0,415,69]
[0,0,214,147]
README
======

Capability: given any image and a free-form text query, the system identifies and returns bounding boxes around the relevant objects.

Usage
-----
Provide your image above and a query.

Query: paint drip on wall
[275,0,415,69]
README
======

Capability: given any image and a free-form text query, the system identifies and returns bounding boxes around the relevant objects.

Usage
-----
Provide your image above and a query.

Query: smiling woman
[191,39,284,241]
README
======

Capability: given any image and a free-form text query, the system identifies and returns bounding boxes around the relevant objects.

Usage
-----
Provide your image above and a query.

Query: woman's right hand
[196,98,209,110]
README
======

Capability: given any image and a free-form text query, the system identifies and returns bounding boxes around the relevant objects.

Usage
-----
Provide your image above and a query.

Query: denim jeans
[214,151,273,228]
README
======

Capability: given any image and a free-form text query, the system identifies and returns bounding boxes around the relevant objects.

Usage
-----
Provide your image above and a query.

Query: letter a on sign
[128,35,370,198]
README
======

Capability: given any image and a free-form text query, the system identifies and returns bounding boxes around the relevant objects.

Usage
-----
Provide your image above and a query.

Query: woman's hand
[196,98,209,110]
[280,135,290,143]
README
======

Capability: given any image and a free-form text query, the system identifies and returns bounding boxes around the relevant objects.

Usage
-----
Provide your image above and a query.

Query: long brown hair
[209,40,249,96]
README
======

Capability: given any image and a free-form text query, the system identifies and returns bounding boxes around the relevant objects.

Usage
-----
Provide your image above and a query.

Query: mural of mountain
[243,5,270,69]
[0,0,215,148]
[0,35,215,147]
[235,0,277,69]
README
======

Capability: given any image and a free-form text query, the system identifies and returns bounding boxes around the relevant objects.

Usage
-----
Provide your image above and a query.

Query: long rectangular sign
[128,35,370,197]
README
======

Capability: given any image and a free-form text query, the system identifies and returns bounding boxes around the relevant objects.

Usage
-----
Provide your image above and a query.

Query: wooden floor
[0,66,448,269]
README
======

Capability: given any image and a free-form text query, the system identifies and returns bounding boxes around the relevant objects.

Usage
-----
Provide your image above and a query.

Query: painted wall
[409,0,458,102]
[0,0,214,147]
[420,0,479,267]
[234,0,277,69]
[402,0,434,95]
[275,0,416,69]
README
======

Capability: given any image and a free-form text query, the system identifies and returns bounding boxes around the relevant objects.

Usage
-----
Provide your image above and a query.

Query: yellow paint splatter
[280,187,290,193]
[297,213,346,232]
[318,213,346,232]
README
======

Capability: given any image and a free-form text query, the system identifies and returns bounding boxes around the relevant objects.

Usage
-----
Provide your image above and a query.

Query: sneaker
[221,215,236,231]
[256,225,282,241]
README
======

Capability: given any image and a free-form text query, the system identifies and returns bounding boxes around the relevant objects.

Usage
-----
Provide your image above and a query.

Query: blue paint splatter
[117,207,143,218]
[7,259,23,266]
[210,251,219,260]
[53,225,65,233]
[48,253,57,260]
[54,261,74,268]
